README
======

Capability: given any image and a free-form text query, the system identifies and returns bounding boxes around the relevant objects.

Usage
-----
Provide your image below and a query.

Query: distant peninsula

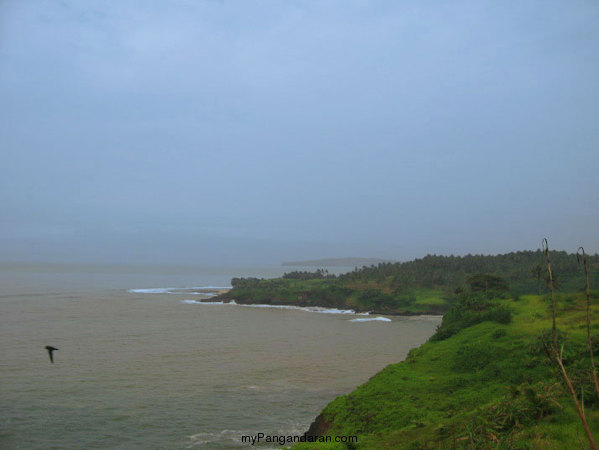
[282,257,396,267]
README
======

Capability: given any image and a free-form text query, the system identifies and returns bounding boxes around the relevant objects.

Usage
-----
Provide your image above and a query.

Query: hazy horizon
[1,1,598,266]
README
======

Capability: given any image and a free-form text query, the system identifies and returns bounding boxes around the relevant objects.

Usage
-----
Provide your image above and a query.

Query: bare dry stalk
[543,238,557,350]
[578,247,599,399]
[556,345,597,449]
[542,239,597,449]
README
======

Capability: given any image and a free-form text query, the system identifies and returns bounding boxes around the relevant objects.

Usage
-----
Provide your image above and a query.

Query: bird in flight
[45,346,59,363]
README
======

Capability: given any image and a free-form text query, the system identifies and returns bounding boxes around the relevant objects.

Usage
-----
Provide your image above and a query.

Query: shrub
[452,343,495,372]
[459,382,562,446]
[357,289,395,309]
[431,293,512,341]
[492,329,507,339]
[483,305,512,324]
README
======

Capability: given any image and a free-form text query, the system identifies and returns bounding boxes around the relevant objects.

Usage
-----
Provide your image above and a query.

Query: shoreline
[128,287,231,295]
[204,295,444,318]
[127,286,446,317]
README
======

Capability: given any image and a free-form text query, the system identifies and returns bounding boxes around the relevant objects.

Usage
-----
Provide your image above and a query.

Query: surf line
[180,299,392,321]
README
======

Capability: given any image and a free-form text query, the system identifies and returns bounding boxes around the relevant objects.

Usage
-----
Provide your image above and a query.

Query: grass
[412,289,446,306]
[293,293,599,449]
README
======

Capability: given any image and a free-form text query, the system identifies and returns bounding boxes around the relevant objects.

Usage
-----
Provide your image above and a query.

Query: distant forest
[277,250,599,293]
[281,257,395,267]
[336,250,599,293]
[223,250,599,314]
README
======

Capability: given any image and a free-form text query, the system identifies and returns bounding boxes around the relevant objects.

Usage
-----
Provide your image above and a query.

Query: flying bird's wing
[45,346,58,363]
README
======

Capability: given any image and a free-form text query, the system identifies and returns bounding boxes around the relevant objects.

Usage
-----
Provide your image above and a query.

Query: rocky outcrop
[304,413,333,438]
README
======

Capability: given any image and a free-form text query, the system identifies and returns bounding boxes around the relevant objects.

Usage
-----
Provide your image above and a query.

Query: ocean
[0,263,441,449]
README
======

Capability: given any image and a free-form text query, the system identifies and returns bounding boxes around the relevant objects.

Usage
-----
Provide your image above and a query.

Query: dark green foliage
[230,277,262,288]
[338,250,599,294]
[492,328,507,339]
[224,250,598,315]
[304,285,354,307]
[466,273,509,296]
[357,289,395,309]
[282,269,335,280]
[485,305,512,324]
[431,293,512,341]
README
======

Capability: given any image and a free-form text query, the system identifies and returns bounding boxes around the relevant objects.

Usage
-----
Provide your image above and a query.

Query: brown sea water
[0,263,441,449]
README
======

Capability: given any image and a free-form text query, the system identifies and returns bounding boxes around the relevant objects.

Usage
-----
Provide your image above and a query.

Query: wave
[128,286,231,294]
[181,299,371,316]
[181,300,225,305]
[187,429,284,449]
[128,288,174,294]
[236,303,365,315]
[349,317,392,322]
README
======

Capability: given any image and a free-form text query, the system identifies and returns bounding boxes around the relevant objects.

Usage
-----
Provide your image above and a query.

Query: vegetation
[293,290,599,449]
[218,250,599,315]
[288,244,599,448]
[282,269,335,280]
[219,247,599,447]
[282,258,395,267]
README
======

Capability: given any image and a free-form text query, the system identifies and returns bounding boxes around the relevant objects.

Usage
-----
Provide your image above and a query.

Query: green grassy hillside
[294,292,599,449]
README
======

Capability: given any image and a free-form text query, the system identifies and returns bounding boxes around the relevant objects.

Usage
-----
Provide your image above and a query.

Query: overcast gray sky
[1,0,598,265]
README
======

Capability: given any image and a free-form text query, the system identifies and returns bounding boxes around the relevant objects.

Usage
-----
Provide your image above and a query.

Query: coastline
[128,287,231,296]
[212,292,446,317]
[192,299,444,318]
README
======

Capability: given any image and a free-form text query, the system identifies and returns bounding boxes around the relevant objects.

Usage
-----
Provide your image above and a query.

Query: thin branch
[542,240,597,449]
[543,238,557,351]
[555,351,597,449]
[578,246,599,400]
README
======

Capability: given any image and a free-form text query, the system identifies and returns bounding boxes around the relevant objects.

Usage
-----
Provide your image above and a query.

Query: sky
[1,0,598,265]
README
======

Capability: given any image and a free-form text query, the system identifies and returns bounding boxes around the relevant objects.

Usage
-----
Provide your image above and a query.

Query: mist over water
[0,264,440,448]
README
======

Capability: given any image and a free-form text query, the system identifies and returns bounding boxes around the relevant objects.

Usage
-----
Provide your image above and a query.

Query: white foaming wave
[181,299,200,304]
[187,429,245,447]
[239,303,300,310]
[304,306,358,314]
[128,288,173,294]
[179,297,371,316]
[180,299,368,315]
[350,317,392,322]
[181,300,225,305]
[238,303,363,315]
[128,286,231,294]
[186,426,282,450]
